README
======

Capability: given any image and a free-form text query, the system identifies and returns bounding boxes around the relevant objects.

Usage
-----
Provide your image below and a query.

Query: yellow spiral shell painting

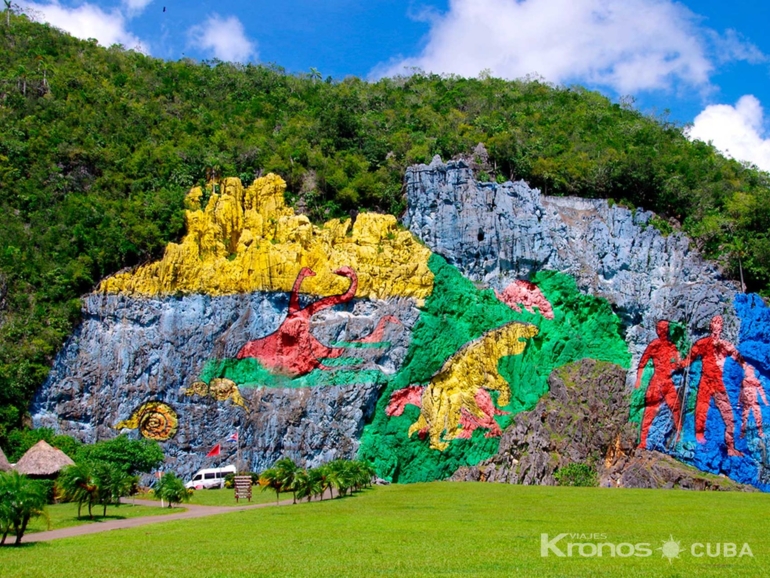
[115,401,179,441]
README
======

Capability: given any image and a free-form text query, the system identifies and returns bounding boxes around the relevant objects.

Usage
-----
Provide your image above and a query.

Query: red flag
[206,443,221,457]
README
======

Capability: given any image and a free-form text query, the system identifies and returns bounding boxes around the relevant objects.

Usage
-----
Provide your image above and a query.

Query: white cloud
[187,14,256,63]
[22,1,147,52]
[688,96,770,171]
[374,0,764,94]
[121,0,154,17]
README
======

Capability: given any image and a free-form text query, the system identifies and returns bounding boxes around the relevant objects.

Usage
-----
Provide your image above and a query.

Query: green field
[137,486,294,507]
[22,501,183,534]
[1,483,768,577]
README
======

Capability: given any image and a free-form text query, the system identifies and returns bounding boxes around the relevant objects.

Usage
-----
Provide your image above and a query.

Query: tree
[5,427,81,463]
[274,457,300,504]
[317,464,334,500]
[302,468,324,502]
[57,462,99,519]
[76,435,164,474]
[93,461,134,516]
[323,462,343,499]
[0,470,48,546]
[153,473,190,508]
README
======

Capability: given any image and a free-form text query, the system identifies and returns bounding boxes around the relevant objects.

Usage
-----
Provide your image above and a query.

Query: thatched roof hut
[14,440,74,478]
[0,447,10,472]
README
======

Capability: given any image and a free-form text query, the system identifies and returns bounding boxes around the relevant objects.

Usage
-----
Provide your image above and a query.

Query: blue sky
[18,0,770,170]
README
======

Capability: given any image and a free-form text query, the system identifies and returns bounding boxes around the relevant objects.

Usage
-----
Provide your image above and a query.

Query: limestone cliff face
[101,174,433,300]
[405,156,740,364]
[31,162,770,490]
[33,292,417,477]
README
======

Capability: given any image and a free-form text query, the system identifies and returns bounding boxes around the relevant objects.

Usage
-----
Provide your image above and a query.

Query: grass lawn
[137,486,294,507]
[22,501,184,534]
[1,482,769,577]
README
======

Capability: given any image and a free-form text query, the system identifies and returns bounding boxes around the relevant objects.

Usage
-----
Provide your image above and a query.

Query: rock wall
[30,160,770,490]
[32,291,416,476]
[405,157,770,490]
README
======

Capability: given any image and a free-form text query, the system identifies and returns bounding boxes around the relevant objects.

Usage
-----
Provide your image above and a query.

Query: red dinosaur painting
[236,266,398,377]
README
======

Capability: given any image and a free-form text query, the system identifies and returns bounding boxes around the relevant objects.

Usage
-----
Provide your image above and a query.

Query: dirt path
[20,494,324,544]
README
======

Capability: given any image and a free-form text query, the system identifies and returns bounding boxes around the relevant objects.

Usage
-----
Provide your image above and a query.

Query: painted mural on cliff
[30,159,770,490]
[30,171,629,480]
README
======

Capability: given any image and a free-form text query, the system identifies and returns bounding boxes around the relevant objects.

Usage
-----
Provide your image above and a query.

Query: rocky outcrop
[451,359,754,491]
[451,359,636,484]
[603,449,754,491]
[100,174,433,300]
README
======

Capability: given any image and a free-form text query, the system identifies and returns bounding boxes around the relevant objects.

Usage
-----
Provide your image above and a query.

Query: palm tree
[325,460,346,498]
[57,462,99,519]
[305,468,324,502]
[93,461,134,516]
[153,473,190,508]
[0,471,48,546]
[293,469,311,502]
[274,458,300,504]
[258,467,283,504]
[316,465,332,501]
[358,461,376,489]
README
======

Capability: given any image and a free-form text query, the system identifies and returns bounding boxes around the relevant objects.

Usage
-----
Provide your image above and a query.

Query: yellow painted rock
[100,174,434,300]
[185,378,247,410]
[115,401,179,441]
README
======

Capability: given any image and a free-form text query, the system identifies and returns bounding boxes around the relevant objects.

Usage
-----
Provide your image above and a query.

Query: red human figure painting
[635,320,682,448]
[740,364,768,438]
[682,315,743,456]
[495,280,555,320]
[236,266,398,377]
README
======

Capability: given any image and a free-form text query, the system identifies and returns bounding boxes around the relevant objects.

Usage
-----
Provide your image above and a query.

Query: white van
[185,465,237,489]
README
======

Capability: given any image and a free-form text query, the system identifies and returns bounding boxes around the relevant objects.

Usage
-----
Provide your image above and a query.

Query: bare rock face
[604,449,755,491]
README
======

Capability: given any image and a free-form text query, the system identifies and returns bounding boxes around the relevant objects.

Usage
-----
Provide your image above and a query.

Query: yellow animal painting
[407,321,539,450]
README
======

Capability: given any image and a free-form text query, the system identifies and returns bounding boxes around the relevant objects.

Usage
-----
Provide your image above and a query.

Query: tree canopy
[75,435,164,475]
[1,10,769,446]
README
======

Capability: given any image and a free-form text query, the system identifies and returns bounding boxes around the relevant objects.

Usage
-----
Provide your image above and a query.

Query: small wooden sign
[234,476,252,503]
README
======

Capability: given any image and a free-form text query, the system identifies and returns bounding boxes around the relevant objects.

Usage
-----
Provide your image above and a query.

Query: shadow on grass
[0,542,39,549]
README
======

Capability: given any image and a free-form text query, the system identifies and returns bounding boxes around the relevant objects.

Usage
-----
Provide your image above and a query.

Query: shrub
[153,473,191,508]
[554,463,599,487]
[76,435,164,475]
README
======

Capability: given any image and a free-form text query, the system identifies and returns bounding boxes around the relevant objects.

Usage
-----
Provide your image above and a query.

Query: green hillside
[1,11,769,446]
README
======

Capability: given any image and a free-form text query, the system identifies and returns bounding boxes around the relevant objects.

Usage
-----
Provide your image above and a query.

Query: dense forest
[1,11,769,448]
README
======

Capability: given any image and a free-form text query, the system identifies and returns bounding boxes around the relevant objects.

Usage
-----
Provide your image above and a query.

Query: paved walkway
[20,493,328,544]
